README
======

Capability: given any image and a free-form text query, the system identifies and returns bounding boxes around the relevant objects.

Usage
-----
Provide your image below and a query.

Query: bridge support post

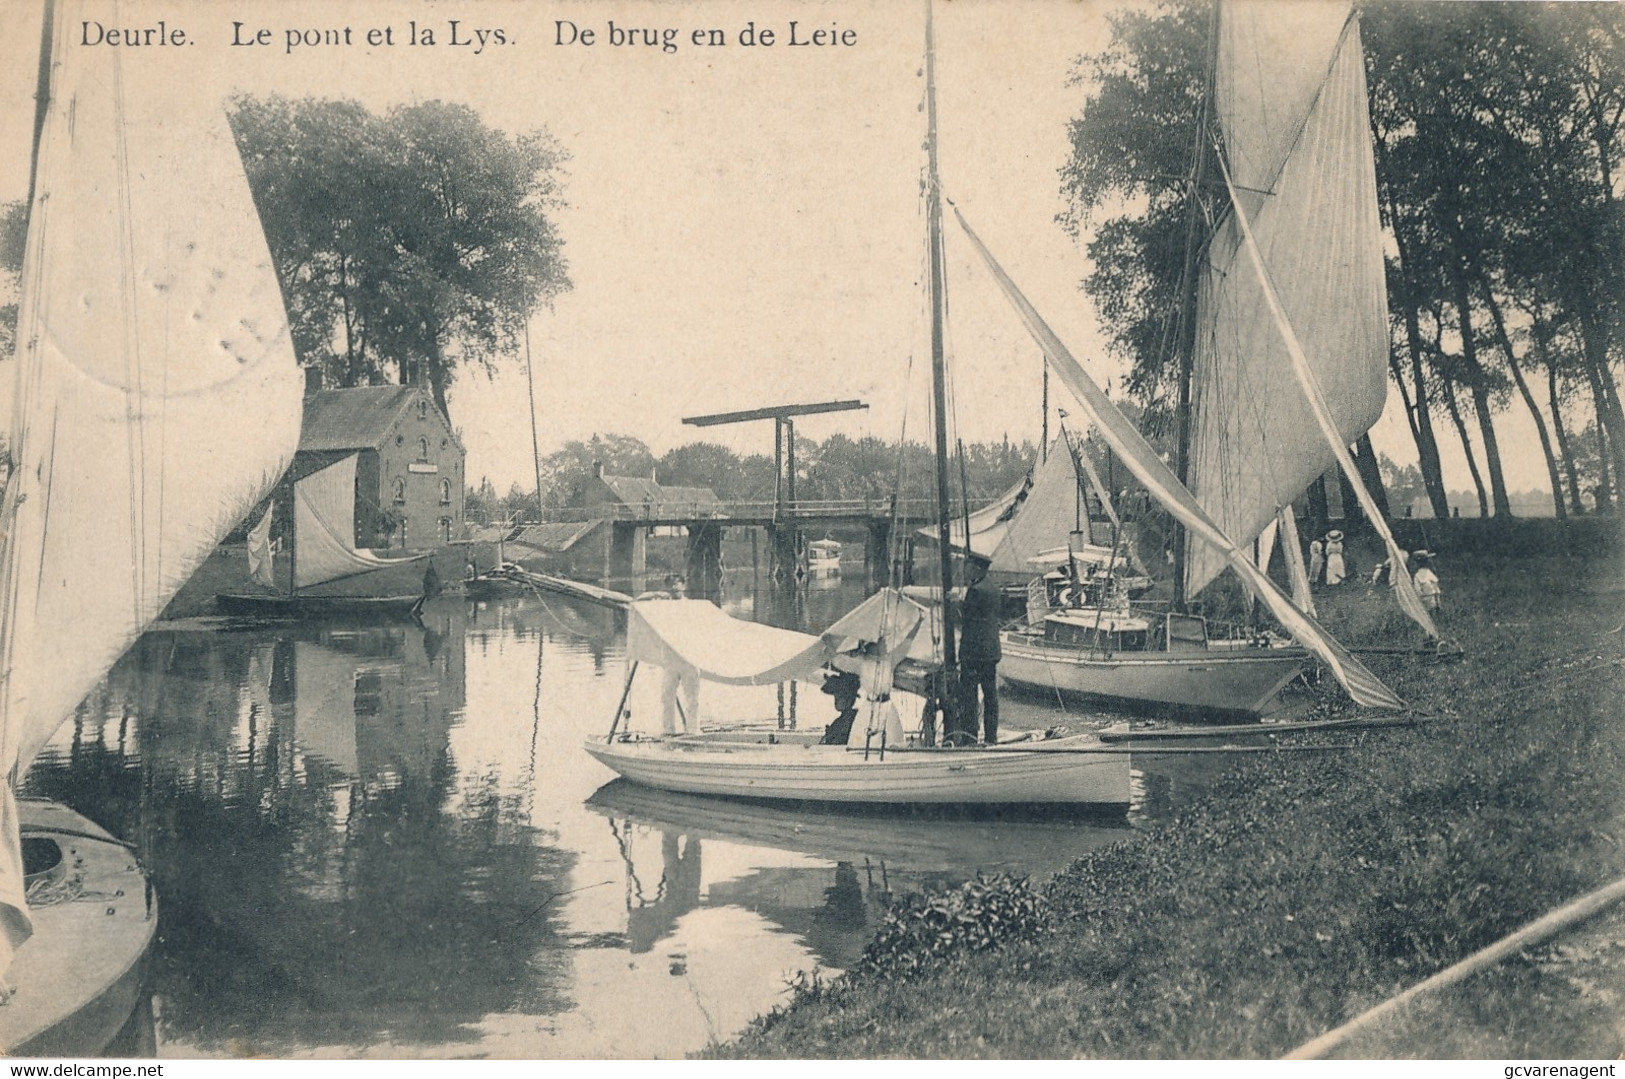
[769,522,800,583]
[685,522,725,603]
[865,519,891,588]
[608,522,644,581]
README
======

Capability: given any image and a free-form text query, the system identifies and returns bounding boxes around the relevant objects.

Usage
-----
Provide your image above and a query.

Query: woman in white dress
[1324,530,1346,585]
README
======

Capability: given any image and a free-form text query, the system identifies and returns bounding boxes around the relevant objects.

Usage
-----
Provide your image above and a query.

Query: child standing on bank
[1412,550,1441,616]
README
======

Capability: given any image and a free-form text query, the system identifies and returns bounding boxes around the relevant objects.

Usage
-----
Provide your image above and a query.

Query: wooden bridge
[538,497,961,594]
[541,497,941,528]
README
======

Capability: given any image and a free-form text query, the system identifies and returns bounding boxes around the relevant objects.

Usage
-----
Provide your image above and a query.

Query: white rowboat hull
[583,733,1130,807]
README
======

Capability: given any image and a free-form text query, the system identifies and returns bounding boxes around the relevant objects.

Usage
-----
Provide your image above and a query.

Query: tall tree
[540,434,655,510]
[231,96,571,416]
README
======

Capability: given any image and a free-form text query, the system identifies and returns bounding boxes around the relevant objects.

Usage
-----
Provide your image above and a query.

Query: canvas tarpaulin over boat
[626,588,937,688]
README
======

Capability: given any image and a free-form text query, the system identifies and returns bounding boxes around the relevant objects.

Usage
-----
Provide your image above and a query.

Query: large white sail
[1184,2,1389,597]
[955,207,1404,712]
[293,454,421,590]
[0,3,303,971]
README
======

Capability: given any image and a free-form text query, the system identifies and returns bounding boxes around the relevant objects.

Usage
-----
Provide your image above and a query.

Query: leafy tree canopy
[231,95,571,417]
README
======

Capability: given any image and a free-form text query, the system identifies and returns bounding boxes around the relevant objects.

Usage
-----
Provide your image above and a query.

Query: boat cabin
[1039,609,1215,656]
[1041,609,1152,654]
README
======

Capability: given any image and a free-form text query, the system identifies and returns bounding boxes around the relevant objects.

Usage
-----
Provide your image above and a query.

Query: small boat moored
[0,801,156,1057]
[804,539,842,577]
[583,592,1132,810]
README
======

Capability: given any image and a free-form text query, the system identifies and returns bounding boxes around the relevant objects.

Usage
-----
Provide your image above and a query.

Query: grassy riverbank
[713,549,1625,1058]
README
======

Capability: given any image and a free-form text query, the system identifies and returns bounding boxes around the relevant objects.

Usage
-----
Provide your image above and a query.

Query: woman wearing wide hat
[1324,529,1347,586]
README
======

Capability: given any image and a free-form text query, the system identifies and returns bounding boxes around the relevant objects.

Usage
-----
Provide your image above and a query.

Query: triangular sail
[987,439,1083,576]
[0,1,303,971]
[1183,3,1389,599]
[916,467,1031,561]
[294,454,424,590]
[1216,158,1440,638]
[954,207,1403,711]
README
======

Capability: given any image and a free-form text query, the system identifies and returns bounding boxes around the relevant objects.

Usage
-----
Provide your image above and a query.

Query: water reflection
[589,781,1130,969]
[19,573,1164,1058]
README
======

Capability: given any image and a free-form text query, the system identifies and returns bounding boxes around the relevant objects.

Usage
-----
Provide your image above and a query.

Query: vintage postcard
[0,0,1619,1063]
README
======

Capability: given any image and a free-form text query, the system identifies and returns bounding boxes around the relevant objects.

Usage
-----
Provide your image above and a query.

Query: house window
[419,399,429,421]
[439,479,451,504]
[392,478,406,504]
[418,437,429,461]
[439,517,452,543]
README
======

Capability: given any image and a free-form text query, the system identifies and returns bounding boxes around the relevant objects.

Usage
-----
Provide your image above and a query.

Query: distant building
[298,384,466,550]
[512,466,723,580]
[580,464,724,521]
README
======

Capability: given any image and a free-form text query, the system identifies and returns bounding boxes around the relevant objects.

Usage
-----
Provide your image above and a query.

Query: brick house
[298,385,466,550]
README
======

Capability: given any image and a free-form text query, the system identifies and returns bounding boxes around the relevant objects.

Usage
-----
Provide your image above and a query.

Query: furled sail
[248,506,277,588]
[954,206,1403,711]
[1279,504,1316,616]
[293,454,422,590]
[1183,2,1388,598]
[0,2,303,972]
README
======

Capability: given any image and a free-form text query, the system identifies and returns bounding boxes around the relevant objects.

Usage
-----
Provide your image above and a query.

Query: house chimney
[303,366,324,397]
[593,461,604,479]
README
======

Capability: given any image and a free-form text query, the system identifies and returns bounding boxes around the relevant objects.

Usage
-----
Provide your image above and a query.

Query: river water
[22,570,1204,1058]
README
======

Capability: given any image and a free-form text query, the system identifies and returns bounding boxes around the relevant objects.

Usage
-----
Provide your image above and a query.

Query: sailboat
[582,591,1131,807]
[998,430,1308,716]
[956,0,1418,718]
[215,453,429,619]
[0,0,303,1052]
[582,3,1131,810]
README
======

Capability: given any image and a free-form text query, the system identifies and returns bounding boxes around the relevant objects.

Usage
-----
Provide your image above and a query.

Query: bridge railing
[536,498,949,524]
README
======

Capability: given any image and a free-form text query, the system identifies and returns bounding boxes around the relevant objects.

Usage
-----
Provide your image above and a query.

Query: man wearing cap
[957,552,1002,746]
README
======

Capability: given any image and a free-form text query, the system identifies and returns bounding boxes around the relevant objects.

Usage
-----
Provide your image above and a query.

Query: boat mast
[523,321,546,526]
[287,479,298,598]
[25,0,55,214]
[1041,361,1049,464]
[1171,0,1221,612]
[924,0,958,687]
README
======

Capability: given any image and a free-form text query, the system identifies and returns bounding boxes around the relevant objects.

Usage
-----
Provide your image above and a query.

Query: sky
[0,0,1558,500]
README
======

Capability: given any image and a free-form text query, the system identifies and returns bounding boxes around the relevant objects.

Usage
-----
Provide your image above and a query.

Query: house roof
[300,385,448,452]
[598,473,721,511]
[511,521,602,553]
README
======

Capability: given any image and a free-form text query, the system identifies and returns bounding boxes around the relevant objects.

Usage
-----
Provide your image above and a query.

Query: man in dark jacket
[957,552,1002,745]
